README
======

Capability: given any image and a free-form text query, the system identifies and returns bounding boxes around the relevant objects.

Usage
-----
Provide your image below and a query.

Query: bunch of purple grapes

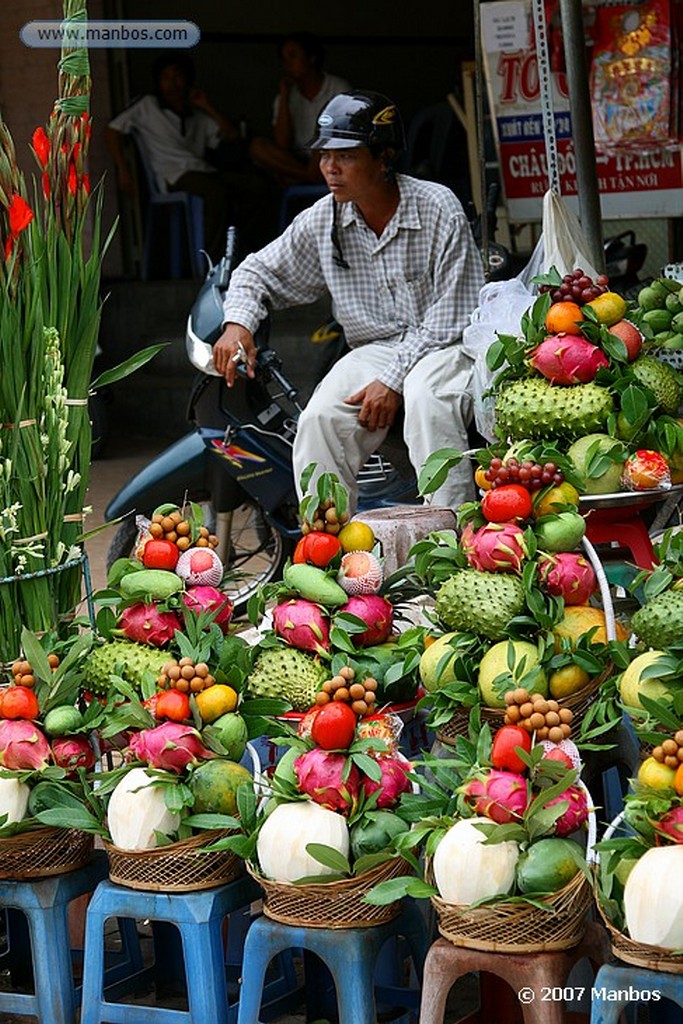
[484,457,565,491]
[539,267,610,305]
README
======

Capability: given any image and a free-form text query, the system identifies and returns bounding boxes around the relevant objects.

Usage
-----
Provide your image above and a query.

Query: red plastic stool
[584,507,657,570]
[418,920,610,1024]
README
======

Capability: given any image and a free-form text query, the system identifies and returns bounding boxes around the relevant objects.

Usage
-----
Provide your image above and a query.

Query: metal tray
[578,484,683,511]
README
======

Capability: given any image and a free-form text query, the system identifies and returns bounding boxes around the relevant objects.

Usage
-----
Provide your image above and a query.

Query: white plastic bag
[542,190,600,280]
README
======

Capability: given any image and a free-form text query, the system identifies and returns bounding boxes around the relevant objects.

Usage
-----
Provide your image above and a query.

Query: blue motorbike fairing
[204,425,296,514]
[104,432,209,521]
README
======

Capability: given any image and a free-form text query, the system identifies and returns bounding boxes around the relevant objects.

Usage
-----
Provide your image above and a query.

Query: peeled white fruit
[433,816,519,906]
[107,767,181,851]
[256,801,349,882]
[0,776,30,825]
[624,845,683,949]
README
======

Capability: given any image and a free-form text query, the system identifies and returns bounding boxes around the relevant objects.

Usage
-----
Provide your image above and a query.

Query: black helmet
[308,90,405,151]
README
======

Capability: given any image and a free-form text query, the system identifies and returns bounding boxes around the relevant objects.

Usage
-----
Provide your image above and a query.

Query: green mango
[534,511,586,553]
[119,569,183,601]
[283,562,347,606]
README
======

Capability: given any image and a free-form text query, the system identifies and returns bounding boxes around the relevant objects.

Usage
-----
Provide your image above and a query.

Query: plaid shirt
[222,174,485,393]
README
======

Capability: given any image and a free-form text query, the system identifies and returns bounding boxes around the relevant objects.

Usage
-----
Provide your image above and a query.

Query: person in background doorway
[249,32,351,185]
[106,51,276,261]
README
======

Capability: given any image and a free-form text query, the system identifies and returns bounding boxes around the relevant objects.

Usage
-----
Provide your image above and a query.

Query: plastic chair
[590,962,683,1023]
[278,184,328,232]
[236,899,429,1024]
[130,130,204,280]
[0,852,137,1024]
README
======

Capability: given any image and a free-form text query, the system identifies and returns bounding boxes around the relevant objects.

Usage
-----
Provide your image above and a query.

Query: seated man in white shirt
[249,33,351,186]
[213,91,484,512]
[106,51,275,261]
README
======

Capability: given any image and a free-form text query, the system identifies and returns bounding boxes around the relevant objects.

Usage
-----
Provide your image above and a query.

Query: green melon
[515,838,583,893]
[350,812,409,860]
[566,434,626,495]
[188,759,253,817]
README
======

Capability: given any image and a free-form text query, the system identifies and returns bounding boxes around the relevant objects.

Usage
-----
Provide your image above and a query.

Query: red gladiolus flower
[8,194,34,236]
[4,236,13,261]
[67,163,77,195]
[32,127,50,168]
[41,172,51,198]
[82,174,91,195]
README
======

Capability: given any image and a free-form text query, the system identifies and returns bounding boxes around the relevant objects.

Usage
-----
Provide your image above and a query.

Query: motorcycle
[104,229,417,617]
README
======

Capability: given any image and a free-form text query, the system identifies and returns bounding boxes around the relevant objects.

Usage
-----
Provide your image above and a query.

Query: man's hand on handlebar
[344,381,402,432]
[213,324,257,387]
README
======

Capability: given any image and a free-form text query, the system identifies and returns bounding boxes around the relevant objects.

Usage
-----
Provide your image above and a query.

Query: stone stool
[419,920,610,1024]
[80,874,262,1024]
[236,900,430,1024]
[590,962,683,1024]
[354,505,457,577]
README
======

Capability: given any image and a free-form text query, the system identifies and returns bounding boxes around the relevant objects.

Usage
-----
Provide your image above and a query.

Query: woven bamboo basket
[436,667,608,747]
[246,856,411,929]
[594,811,683,974]
[104,829,242,892]
[0,826,93,880]
[427,779,597,953]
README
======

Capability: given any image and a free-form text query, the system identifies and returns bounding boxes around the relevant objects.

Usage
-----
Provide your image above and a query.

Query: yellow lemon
[195,684,238,724]
[548,664,591,699]
[533,482,580,518]
[338,520,375,554]
[637,756,676,791]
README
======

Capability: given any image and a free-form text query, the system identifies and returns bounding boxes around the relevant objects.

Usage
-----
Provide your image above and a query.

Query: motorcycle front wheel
[107,498,290,620]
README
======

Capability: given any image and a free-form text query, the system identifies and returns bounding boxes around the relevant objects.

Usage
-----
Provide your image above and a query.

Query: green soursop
[83,640,169,696]
[435,570,525,640]
[630,589,683,649]
[495,379,614,440]
[630,356,682,416]
[246,647,328,711]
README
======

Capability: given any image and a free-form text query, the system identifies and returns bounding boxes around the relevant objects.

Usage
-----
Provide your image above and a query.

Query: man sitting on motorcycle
[213,90,484,512]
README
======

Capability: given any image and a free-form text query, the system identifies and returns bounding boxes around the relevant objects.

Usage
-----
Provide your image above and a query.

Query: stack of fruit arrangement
[614,528,683,752]
[208,696,416,925]
[637,276,683,368]
[595,730,683,960]
[0,628,100,867]
[243,468,425,722]
[365,708,593,951]
[386,458,628,745]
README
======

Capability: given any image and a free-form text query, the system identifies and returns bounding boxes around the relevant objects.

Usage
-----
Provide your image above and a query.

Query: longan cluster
[301,498,350,536]
[149,510,219,552]
[652,731,683,770]
[157,657,216,694]
[315,666,377,716]
[10,654,59,689]
[504,688,573,742]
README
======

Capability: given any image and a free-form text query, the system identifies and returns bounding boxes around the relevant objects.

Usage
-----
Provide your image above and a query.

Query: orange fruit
[1,685,40,721]
[545,301,584,336]
[585,291,627,327]
[638,757,676,791]
[674,762,683,797]
[338,521,375,553]
[532,482,580,518]
[475,466,492,491]
[195,683,238,723]
[552,606,628,650]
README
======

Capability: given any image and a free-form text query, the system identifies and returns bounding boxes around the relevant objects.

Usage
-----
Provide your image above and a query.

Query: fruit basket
[246,855,411,929]
[594,811,683,974]
[428,780,596,953]
[0,826,94,880]
[104,828,242,893]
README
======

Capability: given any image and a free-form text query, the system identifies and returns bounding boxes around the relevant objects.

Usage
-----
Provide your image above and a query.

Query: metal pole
[559,0,605,272]
[473,0,489,277]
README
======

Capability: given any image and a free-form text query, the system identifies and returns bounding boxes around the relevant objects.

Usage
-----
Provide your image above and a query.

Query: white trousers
[292,342,475,513]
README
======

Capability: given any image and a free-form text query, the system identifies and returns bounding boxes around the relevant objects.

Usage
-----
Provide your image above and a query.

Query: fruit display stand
[595,812,683,975]
[428,780,596,954]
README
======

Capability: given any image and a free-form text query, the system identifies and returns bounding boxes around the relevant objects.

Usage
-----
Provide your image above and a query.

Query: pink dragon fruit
[0,720,51,770]
[538,552,597,605]
[128,722,214,775]
[294,748,360,813]
[337,594,393,647]
[530,335,608,386]
[655,806,683,845]
[544,784,589,836]
[118,603,182,647]
[464,769,530,824]
[272,598,330,654]
[462,521,528,573]
[182,585,233,633]
[362,754,412,809]
[51,735,96,775]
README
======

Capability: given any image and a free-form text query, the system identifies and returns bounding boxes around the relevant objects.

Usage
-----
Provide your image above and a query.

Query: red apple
[608,319,643,362]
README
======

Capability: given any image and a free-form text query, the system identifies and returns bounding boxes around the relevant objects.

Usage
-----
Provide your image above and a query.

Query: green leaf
[183,813,240,831]
[363,875,434,905]
[305,843,351,875]
[90,343,168,389]
[418,448,464,496]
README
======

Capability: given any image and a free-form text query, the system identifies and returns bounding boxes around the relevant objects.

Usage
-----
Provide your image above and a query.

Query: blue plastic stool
[80,874,262,1024]
[236,900,429,1024]
[590,962,683,1024]
[0,852,112,1024]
